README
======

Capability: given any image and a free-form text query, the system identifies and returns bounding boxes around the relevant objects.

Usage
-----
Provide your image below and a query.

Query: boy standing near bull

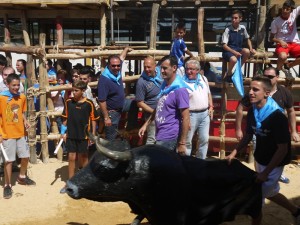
[226,76,300,224]
[60,80,99,193]
[0,74,35,199]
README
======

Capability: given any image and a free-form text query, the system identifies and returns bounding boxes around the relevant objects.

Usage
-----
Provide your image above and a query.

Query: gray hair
[185,59,200,70]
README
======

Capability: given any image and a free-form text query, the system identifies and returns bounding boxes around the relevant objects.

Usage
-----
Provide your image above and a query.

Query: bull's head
[85,125,132,161]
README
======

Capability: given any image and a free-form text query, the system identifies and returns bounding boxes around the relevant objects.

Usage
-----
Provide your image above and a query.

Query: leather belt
[190,108,208,113]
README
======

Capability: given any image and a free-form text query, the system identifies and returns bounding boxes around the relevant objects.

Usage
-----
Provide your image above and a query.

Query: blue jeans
[156,138,178,151]
[186,110,210,159]
[104,111,121,141]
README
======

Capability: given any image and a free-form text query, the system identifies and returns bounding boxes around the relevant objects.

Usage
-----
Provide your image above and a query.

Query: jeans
[186,110,210,159]
[146,120,156,145]
[156,138,177,151]
[104,110,121,141]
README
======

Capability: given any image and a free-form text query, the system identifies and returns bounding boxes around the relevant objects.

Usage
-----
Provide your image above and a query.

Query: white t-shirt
[271,6,300,43]
[185,75,211,111]
[51,91,64,112]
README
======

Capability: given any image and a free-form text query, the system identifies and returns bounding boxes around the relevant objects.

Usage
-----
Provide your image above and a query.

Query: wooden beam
[149,3,159,50]
[38,33,49,163]
[100,4,106,47]
[3,14,12,66]
[197,7,205,57]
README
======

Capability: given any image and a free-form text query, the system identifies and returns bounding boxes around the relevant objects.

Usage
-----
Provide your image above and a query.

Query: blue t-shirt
[135,76,162,110]
[98,75,124,111]
[170,38,187,67]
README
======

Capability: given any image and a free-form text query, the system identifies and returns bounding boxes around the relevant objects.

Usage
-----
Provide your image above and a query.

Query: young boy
[0,74,35,199]
[270,0,300,79]
[60,80,99,193]
[170,22,194,76]
[226,76,300,225]
[222,10,256,79]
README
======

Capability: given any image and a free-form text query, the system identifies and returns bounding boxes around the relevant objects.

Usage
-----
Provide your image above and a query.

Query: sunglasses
[264,75,276,79]
[73,75,79,78]
[111,64,121,68]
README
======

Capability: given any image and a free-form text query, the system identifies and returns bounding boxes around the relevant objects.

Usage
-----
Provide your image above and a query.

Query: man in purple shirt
[139,55,190,155]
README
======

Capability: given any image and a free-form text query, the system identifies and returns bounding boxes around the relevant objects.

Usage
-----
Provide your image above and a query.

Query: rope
[53,44,59,54]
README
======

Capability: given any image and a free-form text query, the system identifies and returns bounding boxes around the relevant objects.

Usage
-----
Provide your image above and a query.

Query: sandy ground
[0,156,299,225]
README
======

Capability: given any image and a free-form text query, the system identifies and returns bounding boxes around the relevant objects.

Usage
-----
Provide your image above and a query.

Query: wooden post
[21,10,38,163]
[149,3,159,50]
[220,60,228,159]
[39,33,49,163]
[197,8,205,58]
[100,4,106,47]
[257,3,266,50]
[3,14,12,66]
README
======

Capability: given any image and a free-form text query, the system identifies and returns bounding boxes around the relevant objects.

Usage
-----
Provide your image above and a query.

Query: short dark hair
[80,66,95,77]
[0,54,7,66]
[160,55,178,69]
[232,10,243,18]
[252,75,272,92]
[283,0,295,9]
[175,22,186,31]
[263,66,279,76]
[6,73,20,84]
[73,80,87,90]
[108,55,121,66]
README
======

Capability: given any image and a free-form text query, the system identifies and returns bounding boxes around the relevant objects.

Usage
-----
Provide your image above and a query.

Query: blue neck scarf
[102,66,122,85]
[183,73,204,90]
[0,90,21,102]
[141,66,162,87]
[253,97,284,130]
[158,75,192,98]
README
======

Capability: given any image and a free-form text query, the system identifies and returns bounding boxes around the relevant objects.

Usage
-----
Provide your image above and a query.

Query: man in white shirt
[183,59,213,159]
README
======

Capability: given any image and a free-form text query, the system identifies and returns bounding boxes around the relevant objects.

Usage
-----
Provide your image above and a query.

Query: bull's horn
[85,125,132,161]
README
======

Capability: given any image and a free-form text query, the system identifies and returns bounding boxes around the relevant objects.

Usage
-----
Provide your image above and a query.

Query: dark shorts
[222,47,242,62]
[66,138,88,153]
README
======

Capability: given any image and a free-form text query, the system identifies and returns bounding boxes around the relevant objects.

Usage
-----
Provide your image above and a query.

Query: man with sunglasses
[97,47,132,141]
[235,66,299,183]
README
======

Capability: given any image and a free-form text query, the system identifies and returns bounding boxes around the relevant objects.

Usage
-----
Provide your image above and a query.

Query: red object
[209,120,246,152]
[226,100,239,111]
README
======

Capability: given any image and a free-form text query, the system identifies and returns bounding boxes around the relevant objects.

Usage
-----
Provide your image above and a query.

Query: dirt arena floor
[0,156,299,225]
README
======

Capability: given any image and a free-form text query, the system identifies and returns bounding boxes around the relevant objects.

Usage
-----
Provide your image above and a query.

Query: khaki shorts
[0,137,29,162]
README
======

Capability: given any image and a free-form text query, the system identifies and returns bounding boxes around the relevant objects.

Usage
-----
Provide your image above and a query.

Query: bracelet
[178,142,186,145]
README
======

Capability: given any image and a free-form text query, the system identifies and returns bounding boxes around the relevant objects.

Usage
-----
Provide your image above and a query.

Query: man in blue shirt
[98,47,132,141]
[135,56,162,144]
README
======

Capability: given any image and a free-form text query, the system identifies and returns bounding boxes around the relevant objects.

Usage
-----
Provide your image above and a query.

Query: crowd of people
[0,0,299,224]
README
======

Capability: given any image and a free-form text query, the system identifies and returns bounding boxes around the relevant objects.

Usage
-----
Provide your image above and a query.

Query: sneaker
[282,67,295,81]
[279,174,290,184]
[17,176,36,186]
[3,186,12,199]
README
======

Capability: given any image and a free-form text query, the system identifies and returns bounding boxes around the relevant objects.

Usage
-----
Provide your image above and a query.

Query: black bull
[65,134,262,225]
